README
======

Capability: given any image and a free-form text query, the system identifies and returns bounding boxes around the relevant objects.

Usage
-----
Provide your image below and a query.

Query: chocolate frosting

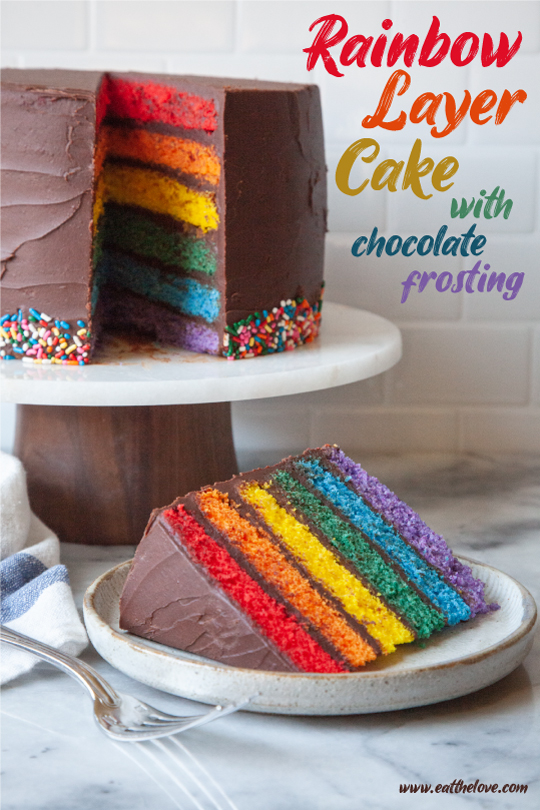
[120,515,298,671]
[1,73,101,321]
[223,85,326,326]
[1,69,326,350]
[108,72,327,333]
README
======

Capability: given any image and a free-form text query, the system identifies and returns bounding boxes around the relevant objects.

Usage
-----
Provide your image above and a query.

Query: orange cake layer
[97,124,221,184]
[197,488,378,668]
[163,505,346,673]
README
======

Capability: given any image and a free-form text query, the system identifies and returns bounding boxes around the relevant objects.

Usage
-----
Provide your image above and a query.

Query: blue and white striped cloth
[1,453,87,684]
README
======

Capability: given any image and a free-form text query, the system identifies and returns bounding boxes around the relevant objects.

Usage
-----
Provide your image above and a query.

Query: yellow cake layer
[93,164,219,232]
[196,489,378,668]
[96,125,221,185]
[240,482,415,654]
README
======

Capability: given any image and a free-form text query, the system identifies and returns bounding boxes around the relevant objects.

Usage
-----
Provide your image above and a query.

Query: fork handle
[0,625,119,706]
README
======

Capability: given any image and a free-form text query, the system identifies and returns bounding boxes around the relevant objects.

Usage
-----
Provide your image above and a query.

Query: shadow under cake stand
[1,303,401,545]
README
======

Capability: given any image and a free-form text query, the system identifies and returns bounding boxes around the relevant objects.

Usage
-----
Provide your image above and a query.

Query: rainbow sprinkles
[0,311,90,365]
[1,70,326,363]
[223,294,323,360]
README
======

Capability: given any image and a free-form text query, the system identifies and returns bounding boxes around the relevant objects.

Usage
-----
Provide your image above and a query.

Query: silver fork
[0,625,246,742]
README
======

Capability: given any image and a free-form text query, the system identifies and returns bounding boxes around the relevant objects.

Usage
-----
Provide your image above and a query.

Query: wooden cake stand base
[15,402,238,546]
[3,304,401,545]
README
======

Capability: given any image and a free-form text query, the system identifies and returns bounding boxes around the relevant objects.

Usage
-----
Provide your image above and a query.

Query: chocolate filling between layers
[285,459,448,623]
[97,245,217,288]
[255,475,419,641]
[183,490,376,670]
[171,457,437,643]
[103,116,219,147]
[92,76,225,349]
[105,155,218,194]
[2,69,326,362]
[217,463,414,633]
[213,477,383,656]
[312,447,472,605]
[120,512,298,672]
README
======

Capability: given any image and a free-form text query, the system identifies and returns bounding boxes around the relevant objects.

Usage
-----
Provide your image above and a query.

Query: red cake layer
[164,506,345,673]
[98,76,218,131]
[2,69,326,364]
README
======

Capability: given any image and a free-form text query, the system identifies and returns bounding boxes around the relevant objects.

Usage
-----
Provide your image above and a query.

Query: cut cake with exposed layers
[1,69,326,364]
[119,446,497,673]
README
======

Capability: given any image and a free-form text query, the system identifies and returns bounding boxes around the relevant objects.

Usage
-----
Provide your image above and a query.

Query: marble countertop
[2,454,539,810]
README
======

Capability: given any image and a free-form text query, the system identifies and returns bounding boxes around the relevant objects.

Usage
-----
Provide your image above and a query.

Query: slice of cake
[1,69,326,364]
[119,446,495,673]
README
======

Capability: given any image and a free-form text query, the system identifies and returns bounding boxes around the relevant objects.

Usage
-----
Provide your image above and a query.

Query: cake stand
[1,303,401,545]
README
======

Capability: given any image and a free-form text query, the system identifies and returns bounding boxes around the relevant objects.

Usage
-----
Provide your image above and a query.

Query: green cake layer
[120,446,495,673]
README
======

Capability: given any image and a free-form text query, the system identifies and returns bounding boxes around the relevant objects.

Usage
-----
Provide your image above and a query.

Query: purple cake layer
[1,69,326,363]
[323,446,496,617]
[96,285,220,354]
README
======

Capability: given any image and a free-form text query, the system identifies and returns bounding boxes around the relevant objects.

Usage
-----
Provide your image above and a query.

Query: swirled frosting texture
[1,69,326,359]
[1,78,99,321]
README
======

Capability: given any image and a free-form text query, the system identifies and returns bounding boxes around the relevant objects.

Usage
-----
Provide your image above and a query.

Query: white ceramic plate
[83,557,537,715]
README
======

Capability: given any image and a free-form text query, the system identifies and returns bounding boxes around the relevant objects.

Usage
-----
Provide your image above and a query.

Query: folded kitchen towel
[1,452,88,684]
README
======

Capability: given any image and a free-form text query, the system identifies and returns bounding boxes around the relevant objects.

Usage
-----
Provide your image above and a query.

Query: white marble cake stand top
[0,303,401,406]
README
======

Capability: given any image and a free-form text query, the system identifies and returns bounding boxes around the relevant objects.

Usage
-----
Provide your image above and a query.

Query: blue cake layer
[95,250,221,323]
[295,457,471,625]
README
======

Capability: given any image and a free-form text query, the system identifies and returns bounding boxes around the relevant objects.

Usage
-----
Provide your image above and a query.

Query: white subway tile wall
[533,327,540,404]
[96,1,236,53]
[469,55,540,145]
[386,148,536,234]
[311,408,460,454]
[1,0,538,458]
[388,326,531,406]
[1,1,88,51]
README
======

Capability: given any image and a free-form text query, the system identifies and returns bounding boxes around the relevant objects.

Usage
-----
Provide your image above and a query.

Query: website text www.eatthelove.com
[399,779,528,795]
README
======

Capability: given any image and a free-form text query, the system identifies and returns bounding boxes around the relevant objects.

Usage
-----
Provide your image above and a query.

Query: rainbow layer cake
[119,446,495,672]
[1,69,326,364]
